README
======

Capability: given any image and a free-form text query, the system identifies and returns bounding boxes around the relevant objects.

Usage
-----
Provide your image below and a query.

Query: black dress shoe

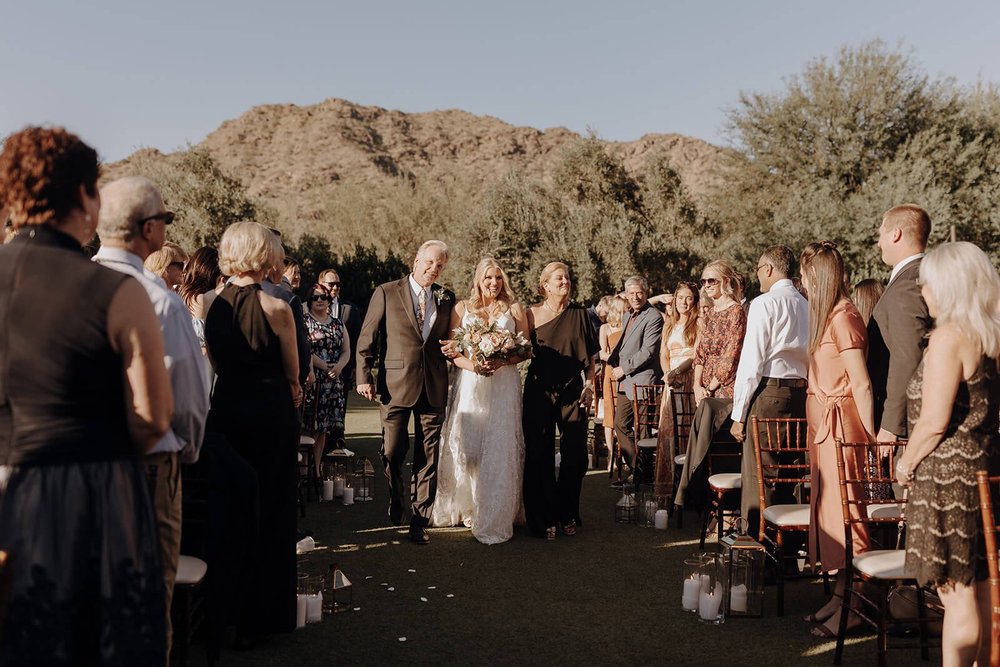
[408,524,430,545]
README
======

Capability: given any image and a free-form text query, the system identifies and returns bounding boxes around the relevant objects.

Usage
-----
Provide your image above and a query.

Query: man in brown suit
[867,204,933,442]
[356,240,454,544]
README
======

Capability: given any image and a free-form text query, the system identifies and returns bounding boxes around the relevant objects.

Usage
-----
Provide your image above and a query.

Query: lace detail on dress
[431,311,526,544]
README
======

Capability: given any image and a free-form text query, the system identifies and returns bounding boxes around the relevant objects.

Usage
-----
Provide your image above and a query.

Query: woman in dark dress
[0,127,172,664]
[895,242,1000,666]
[303,283,351,473]
[205,221,303,639]
[523,262,598,540]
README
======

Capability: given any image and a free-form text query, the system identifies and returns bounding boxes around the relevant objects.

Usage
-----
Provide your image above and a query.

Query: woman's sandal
[545,526,557,541]
[562,520,578,537]
[803,610,835,624]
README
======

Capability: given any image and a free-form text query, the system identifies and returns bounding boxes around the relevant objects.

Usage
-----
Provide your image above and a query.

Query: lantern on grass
[614,492,637,524]
[353,456,375,502]
[324,448,355,498]
[720,518,766,617]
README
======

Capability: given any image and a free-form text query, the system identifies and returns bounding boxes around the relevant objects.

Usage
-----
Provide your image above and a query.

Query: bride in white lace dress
[432,258,530,544]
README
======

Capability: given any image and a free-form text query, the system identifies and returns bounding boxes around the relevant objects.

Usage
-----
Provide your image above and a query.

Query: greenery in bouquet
[451,317,532,367]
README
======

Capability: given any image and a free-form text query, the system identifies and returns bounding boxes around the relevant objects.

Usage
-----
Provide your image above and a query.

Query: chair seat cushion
[674,454,687,465]
[708,473,741,490]
[762,503,810,527]
[300,435,316,446]
[854,549,907,579]
[637,437,657,450]
[868,503,903,520]
[176,555,207,585]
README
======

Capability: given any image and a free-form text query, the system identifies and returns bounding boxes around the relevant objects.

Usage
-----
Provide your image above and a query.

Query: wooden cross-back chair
[977,471,1000,667]
[834,439,934,666]
[700,427,743,548]
[632,383,665,489]
[750,416,810,616]
[669,390,696,528]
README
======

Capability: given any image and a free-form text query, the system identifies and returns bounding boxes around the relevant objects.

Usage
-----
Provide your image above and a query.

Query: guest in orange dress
[654,282,700,491]
[599,296,627,472]
[800,241,876,638]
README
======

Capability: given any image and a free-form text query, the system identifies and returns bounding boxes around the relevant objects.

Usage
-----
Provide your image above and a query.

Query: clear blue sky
[3,0,998,162]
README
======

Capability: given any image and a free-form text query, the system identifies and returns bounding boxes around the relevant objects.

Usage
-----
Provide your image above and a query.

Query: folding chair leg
[834,573,851,665]
[776,531,785,616]
[716,492,726,544]
[699,502,712,549]
[876,583,889,667]
[915,585,930,661]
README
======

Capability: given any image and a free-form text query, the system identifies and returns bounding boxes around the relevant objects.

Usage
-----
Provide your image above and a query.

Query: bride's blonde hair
[467,257,515,317]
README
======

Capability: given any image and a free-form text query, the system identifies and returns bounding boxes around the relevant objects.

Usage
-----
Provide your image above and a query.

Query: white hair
[416,239,449,260]
[98,176,164,242]
[624,275,648,293]
[920,241,1000,358]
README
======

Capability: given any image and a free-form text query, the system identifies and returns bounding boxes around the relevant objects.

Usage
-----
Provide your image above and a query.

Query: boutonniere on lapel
[433,288,451,305]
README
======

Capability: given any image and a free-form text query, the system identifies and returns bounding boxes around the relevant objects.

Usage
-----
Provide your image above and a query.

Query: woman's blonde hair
[218,221,281,276]
[467,257,516,317]
[144,242,189,279]
[800,241,851,354]
[538,261,570,297]
[921,242,1000,358]
[667,281,701,347]
[852,278,885,326]
[606,295,627,327]
[702,259,740,300]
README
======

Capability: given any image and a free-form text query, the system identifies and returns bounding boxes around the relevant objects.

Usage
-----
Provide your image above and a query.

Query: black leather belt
[763,376,807,389]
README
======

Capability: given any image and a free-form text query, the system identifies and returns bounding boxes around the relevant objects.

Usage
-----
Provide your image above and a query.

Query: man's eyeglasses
[756,263,771,273]
[700,278,719,286]
[136,211,175,226]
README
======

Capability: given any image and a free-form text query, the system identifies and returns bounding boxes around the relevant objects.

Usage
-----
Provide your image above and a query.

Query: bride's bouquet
[451,317,532,367]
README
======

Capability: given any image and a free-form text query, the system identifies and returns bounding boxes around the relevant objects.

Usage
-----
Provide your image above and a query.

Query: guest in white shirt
[730,245,809,533]
[94,176,210,657]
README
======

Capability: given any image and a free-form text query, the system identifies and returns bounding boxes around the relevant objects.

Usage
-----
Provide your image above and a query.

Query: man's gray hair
[98,176,164,243]
[416,239,449,260]
[623,275,649,293]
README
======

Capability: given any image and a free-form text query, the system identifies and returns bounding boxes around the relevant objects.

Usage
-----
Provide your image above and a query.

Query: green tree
[123,147,264,251]
[709,40,1000,278]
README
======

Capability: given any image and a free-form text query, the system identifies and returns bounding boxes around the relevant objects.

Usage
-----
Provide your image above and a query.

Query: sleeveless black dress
[0,225,166,665]
[522,305,599,536]
[205,283,298,635]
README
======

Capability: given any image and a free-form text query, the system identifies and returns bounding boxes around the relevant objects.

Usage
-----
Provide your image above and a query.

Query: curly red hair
[0,126,99,229]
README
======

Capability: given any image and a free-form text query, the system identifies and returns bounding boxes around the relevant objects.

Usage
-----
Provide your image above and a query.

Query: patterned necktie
[417,288,427,335]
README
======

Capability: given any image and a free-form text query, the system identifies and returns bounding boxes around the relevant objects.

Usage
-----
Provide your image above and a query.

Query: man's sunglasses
[137,211,175,226]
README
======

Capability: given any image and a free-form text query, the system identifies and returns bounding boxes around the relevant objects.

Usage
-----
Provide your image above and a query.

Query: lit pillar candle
[699,582,723,621]
[306,592,323,623]
[322,479,334,501]
[682,577,700,611]
[296,595,307,628]
[342,487,355,505]
[333,477,345,497]
[729,584,748,613]
[654,509,669,530]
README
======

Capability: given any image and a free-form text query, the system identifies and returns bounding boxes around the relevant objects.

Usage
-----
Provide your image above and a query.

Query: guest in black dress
[523,262,598,539]
[0,127,173,664]
[205,222,303,639]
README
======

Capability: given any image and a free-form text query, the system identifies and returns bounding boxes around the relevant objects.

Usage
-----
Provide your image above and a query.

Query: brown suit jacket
[355,277,455,408]
[866,259,932,437]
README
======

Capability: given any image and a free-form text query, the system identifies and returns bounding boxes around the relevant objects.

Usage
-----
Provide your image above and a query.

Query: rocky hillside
[112,98,728,223]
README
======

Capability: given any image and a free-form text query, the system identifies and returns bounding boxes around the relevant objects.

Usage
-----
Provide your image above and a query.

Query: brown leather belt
[763,376,807,389]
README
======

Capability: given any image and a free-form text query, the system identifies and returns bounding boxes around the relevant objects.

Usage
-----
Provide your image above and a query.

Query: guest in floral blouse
[674,260,747,511]
[303,283,351,473]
